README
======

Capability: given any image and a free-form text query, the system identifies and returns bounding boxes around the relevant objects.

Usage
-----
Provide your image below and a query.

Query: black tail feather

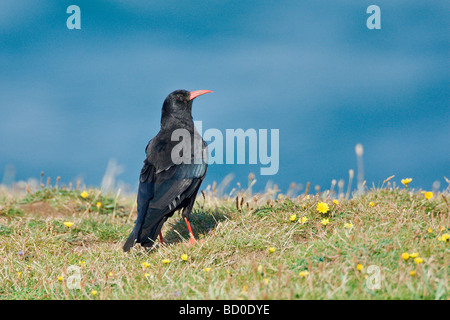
[140,217,166,248]
[123,229,136,252]
[123,217,166,252]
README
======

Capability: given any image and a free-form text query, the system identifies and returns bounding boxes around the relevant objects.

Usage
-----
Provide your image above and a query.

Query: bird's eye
[176,94,185,102]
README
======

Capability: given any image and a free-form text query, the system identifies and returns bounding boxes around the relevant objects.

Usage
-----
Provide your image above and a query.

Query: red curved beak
[189,90,213,100]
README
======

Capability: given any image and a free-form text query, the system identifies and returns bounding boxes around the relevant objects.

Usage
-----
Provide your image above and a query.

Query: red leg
[159,232,165,244]
[184,217,196,245]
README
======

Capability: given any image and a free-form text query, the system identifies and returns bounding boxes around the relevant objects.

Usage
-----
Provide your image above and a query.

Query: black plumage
[123,89,211,252]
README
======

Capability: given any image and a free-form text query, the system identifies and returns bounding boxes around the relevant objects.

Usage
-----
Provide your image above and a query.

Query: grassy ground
[0,181,448,300]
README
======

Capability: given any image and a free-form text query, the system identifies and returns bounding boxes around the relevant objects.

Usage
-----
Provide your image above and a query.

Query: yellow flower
[203,267,211,272]
[263,278,269,285]
[142,262,150,269]
[357,264,363,271]
[63,221,74,228]
[299,270,309,277]
[414,257,423,264]
[79,261,85,268]
[442,233,450,242]
[289,214,297,222]
[96,202,102,209]
[401,178,412,187]
[369,202,375,207]
[427,228,433,233]
[181,254,188,261]
[91,290,97,296]
[409,252,419,258]
[320,218,330,226]
[242,285,248,292]
[162,259,171,264]
[316,202,329,214]
[402,252,409,261]
[409,270,415,276]
[344,223,353,229]
[80,191,88,198]
[58,276,63,282]
[423,191,433,200]
[144,273,150,278]
[268,247,276,253]
[17,272,23,278]
[333,199,339,205]
[440,226,446,232]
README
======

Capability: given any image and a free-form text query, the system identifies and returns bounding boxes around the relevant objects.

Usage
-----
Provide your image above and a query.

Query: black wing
[137,161,207,245]
[123,141,207,251]
[123,157,156,251]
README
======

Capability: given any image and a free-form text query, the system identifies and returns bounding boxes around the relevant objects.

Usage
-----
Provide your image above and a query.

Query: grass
[0,179,448,300]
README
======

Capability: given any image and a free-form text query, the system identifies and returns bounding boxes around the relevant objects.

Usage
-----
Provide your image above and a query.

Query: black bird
[123,89,212,252]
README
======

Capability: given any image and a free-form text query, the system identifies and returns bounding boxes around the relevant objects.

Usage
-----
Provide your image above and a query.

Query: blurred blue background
[0,0,449,193]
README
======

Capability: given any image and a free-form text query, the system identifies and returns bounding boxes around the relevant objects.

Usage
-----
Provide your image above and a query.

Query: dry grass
[0,179,448,300]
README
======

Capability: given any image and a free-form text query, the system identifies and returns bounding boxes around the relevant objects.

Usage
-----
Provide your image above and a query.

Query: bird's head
[161,89,212,125]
